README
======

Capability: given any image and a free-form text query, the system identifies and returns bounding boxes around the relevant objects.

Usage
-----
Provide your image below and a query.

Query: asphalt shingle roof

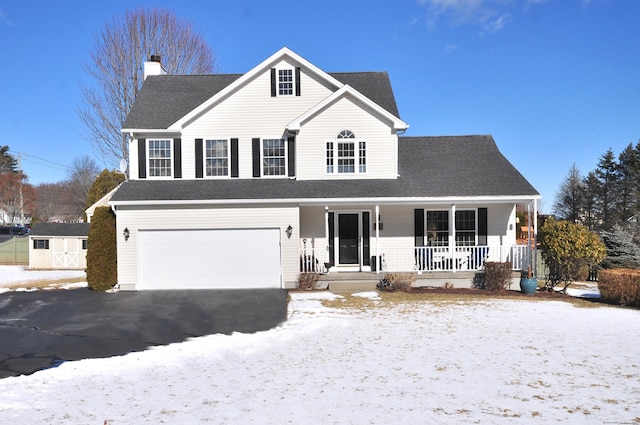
[111,135,539,203]
[30,223,90,237]
[123,72,399,130]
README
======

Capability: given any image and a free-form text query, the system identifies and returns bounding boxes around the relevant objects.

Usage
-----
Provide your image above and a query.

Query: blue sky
[1,0,638,213]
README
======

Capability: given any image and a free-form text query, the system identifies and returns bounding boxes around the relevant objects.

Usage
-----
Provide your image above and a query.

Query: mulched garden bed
[406,286,574,299]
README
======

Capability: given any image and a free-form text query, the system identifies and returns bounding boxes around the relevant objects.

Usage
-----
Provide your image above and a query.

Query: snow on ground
[0,266,86,293]
[1,286,639,424]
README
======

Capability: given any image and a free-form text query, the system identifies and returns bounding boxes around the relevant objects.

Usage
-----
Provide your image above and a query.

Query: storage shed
[29,223,90,269]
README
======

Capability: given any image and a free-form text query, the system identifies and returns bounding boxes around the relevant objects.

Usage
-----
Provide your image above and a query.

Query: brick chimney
[143,55,166,80]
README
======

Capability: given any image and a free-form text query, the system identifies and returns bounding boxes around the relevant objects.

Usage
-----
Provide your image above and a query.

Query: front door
[338,213,359,265]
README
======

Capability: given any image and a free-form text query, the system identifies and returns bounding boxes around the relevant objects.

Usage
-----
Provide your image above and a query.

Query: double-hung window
[326,130,366,174]
[425,210,477,247]
[278,69,293,95]
[455,210,476,246]
[263,138,286,176]
[426,211,449,247]
[205,139,228,177]
[148,139,172,177]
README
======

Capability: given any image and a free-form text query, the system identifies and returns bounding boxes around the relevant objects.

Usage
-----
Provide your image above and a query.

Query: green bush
[86,206,117,291]
[483,262,513,291]
[598,269,640,307]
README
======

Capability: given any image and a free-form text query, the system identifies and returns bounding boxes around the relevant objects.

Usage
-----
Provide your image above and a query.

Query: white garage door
[137,228,282,290]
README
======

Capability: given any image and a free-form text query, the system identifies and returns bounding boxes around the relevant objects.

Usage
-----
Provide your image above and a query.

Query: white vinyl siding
[295,96,398,180]
[29,237,88,269]
[180,59,335,179]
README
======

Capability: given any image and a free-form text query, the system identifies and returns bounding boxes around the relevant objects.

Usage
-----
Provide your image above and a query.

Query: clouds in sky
[0,10,13,26]
[416,0,590,32]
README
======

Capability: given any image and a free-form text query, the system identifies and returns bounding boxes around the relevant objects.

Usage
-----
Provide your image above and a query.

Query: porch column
[375,204,380,274]
[324,206,329,269]
[533,200,538,277]
[450,204,456,273]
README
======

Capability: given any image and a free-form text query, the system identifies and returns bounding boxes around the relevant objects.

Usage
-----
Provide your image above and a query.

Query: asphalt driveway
[0,288,288,379]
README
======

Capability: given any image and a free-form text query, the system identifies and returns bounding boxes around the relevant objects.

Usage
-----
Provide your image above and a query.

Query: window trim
[424,209,478,247]
[278,67,294,96]
[261,138,288,177]
[33,239,50,250]
[147,138,173,178]
[326,130,367,175]
[204,138,230,178]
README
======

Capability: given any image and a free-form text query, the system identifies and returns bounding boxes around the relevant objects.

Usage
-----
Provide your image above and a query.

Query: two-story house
[109,47,540,290]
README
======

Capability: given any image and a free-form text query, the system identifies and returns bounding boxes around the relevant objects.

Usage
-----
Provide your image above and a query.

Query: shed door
[53,239,79,268]
[137,228,282,290]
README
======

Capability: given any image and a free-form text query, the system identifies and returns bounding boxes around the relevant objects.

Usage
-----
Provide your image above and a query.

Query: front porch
[301,244,532,274]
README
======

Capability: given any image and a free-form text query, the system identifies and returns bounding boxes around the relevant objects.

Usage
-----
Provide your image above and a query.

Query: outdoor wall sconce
[123,227,130,241]
[286,225,293,239]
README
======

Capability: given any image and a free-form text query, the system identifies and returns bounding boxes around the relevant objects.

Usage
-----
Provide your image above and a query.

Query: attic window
[271,67,300,97]
[278,69,293,95]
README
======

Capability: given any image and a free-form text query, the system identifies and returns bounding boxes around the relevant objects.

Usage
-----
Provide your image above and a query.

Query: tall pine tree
[553,164,584,223]
[594,149,619,230]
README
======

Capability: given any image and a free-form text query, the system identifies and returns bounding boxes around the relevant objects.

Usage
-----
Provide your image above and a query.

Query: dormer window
[326,130,366,174]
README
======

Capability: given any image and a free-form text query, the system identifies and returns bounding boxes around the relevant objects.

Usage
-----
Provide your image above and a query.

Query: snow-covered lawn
[1,278,639,424]
[0,265,86,293]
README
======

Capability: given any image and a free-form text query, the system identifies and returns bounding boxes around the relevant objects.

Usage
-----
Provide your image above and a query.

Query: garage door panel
[138,228,281,290]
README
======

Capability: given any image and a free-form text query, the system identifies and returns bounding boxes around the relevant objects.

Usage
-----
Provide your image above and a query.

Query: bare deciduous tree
[79,8,216,168]
[67,155,100,213]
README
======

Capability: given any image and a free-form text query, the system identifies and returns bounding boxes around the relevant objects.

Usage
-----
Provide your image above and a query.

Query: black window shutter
[270,68,276,97]
[295,67,301,96]
[478,208,488,245]
[173,138,182,178]
[287,136,295,177]
[195,138,203,178]
[362,211,370,266]
[138,139,146,179]
[231,138,239,178]
[328,212,335,266]
[414,209,425,247]
[252,138,261,177]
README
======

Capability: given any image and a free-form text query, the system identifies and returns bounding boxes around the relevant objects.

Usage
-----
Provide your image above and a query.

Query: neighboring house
[28,222,89,269]
[110,47,540,290]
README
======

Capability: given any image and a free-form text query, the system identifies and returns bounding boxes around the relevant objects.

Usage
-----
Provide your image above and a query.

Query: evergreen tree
[86,206,118,291]
[0,146,18,173]
[616,143,640,224]
[600,224,640,269]
[582,171,599,231]
[594,149,619,230]
[553,164,584,223]
[84,169,126,213]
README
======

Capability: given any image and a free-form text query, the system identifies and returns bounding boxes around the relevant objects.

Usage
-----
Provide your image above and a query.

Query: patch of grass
[5,276,86,290]
[319,290,613,311]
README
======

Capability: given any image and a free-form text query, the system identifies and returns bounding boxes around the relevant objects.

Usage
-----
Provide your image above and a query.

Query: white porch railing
[299,244,532,274]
